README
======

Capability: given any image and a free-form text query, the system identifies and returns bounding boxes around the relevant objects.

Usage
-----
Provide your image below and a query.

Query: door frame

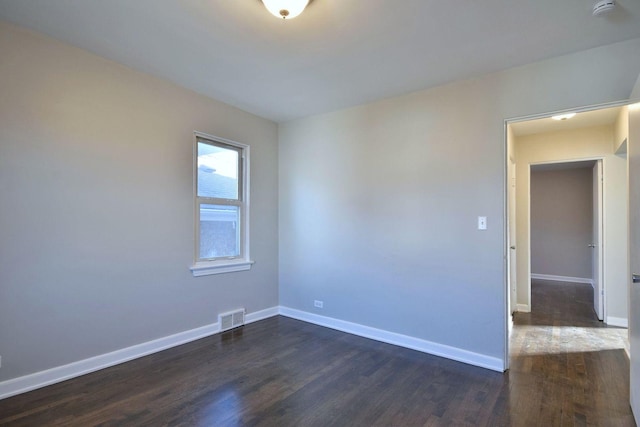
[627,100,640,424]
[593,159,605,320]
[508,158,517,321]
[502,100,628,370]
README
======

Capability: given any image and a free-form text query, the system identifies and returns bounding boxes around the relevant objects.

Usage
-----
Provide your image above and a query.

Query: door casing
[627,101,640,424]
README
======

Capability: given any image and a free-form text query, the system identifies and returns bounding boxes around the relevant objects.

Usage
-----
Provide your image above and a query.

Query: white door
[629,102,640,423]
[592,160,604,320]
[509,159,517,316]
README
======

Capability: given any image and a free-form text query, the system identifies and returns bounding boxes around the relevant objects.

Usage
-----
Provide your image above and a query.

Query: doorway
[528,159,602,319]
[504,103,631,369]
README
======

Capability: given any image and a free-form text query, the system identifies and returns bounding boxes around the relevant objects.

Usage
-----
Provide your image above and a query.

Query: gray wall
[279,38,640,363]
[530,168,593,279]
[0,22,279,382]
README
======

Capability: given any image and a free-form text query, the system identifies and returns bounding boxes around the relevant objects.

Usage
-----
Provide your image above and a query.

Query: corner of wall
[630,72,640,101]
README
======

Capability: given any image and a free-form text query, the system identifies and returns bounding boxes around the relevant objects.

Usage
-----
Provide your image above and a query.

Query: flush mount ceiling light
[262,0,309,19]
[552,113,577,121]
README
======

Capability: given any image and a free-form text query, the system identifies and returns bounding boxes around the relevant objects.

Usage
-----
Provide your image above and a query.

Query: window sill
[190,259,255,277]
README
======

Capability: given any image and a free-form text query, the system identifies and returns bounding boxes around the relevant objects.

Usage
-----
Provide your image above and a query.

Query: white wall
[514,126,628,322]
[279,38,640,367]
[0,22,279,382]
[613,105,630,328]
[530,168,593,279]
[614,106,629,153]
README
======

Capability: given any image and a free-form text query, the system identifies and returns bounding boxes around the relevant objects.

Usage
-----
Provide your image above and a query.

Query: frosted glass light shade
[551,113,576,121]
[262,0,309,19]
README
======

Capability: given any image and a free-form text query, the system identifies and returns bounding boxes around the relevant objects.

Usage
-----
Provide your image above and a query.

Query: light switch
[478,216,487,230]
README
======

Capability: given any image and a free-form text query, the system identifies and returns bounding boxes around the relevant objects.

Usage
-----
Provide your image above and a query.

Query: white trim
[190,260,254,276]
[0,306,279,400]
[193,131,250,151]
[605,316,628,328]
[594,159,605,320]
[279,307,505,372]
[530,273,593,285]
[503,121,510,370]
[245,306,280,324]
[516,304,531,313]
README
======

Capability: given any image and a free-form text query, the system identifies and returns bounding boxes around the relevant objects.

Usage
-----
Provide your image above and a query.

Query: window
[190,132,253,276]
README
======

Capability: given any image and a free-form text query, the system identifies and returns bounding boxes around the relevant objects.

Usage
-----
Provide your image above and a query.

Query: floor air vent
[219,308,245,332]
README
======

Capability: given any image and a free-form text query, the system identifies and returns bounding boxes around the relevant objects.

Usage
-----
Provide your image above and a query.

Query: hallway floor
[508,279,633,425]
[512,279,629,355]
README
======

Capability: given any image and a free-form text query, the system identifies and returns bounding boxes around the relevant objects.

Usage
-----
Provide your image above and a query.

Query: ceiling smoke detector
[592,0,616,16]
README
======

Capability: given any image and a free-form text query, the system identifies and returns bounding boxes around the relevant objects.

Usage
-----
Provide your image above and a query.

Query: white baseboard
[0,306,279,401]
[531,273,593,285]
[516,304,531,313]
[0,305,505,401]
[279,306,504,372]
[606,316,629,328]
[246,306,280,324]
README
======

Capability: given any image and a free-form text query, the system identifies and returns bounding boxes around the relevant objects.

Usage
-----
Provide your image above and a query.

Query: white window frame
[190,131,253,276]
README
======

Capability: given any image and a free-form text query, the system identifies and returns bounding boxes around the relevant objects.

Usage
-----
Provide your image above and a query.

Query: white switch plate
[314,300,323,308]
[478,216,487,230]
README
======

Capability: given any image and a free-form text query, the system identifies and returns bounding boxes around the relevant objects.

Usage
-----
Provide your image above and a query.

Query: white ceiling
[1,0,640,122]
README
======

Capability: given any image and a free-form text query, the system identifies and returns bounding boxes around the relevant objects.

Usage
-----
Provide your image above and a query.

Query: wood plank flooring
[0,280,634,426]
[506,280,632,426]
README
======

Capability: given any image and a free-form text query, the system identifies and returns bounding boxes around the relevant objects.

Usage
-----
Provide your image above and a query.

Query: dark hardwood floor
[0,280,634,426]
[508,279,632,426]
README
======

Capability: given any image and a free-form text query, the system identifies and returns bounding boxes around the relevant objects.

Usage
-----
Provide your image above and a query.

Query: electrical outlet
[314,300,323,308]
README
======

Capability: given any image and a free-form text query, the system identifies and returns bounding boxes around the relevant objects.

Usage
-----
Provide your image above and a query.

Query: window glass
[199,204,240,259]
[197,142,239,200]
